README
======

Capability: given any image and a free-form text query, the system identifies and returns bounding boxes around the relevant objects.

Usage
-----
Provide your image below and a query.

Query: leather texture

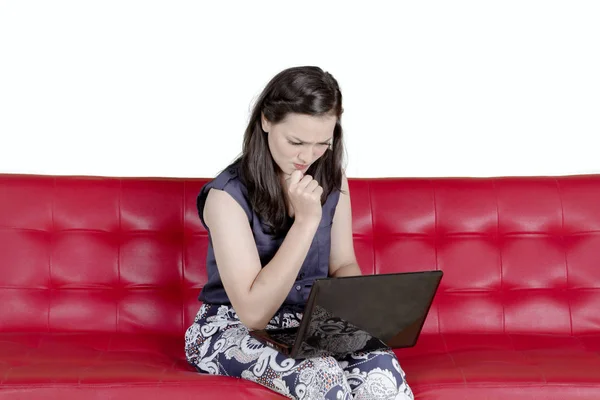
[1,173,600,399]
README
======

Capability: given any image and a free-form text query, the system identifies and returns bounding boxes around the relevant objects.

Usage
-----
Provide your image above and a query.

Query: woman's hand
[284,170,323,225]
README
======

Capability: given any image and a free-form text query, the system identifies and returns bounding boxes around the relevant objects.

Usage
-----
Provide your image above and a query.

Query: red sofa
[1,172,600,399]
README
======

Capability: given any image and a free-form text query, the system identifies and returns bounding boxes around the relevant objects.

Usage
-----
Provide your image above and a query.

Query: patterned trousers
[185,304,414,400]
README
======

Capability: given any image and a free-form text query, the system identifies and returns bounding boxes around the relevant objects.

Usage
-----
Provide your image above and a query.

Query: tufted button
[295,285,301,291]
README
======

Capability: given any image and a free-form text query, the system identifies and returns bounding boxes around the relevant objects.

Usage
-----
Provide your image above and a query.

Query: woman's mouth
[293,163,309,171]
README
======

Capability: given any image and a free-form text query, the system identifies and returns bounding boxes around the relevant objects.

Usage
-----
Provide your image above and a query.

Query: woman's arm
[203,172,322,330]
[329,173,363,278]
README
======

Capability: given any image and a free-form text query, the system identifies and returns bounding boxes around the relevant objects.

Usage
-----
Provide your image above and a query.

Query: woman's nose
[298,149,311,164]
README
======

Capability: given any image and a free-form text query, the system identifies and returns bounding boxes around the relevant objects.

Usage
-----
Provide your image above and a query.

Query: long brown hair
[233,66,345,236]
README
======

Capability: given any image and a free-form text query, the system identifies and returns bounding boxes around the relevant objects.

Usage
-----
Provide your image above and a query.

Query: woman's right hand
[285,170,323,225]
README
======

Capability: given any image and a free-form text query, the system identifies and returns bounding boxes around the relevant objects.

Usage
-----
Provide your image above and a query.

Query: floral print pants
[185,304,414,400]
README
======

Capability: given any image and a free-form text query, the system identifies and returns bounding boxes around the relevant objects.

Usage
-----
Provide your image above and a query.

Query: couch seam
[117,179,122,333]
[181,181,186,334]
[492,179,505,334]
[430,179,441,336]
[555,178,572,336]
[439,333,467,386]
[368,181,375,275]
[48,177,56,333]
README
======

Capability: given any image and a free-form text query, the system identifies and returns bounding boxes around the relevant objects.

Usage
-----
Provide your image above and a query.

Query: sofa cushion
[0,333,283,399]
[396,333,600,400]
[2,332,599,400]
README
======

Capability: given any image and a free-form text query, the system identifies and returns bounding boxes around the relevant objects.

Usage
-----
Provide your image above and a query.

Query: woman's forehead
[279,113,336,141]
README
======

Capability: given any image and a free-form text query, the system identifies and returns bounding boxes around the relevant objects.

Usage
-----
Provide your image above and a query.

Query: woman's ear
[261,112,271,133]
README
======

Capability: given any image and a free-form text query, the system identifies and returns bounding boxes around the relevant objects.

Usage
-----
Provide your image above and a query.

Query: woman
[185,66,414,400]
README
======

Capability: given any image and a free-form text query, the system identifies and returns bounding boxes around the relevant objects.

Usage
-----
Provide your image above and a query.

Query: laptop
[249,270,443,359]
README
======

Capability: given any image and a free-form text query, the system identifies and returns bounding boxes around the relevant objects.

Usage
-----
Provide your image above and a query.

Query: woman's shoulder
[204,159,245,191]
[197,159,252,227]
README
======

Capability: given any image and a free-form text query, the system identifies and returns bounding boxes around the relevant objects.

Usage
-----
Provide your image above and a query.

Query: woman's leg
[185,304,353,400]
[336,348,414,400]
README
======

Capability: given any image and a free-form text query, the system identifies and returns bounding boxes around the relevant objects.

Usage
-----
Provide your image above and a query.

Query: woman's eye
[289,141,303,146]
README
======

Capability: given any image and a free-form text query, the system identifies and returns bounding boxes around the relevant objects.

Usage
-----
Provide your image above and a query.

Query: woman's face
[261,112,337,177]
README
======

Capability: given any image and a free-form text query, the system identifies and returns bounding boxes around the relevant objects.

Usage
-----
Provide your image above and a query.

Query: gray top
[196,160,341,307]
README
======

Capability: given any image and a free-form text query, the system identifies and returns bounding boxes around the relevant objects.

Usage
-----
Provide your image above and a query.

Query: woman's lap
[185,304,413,400]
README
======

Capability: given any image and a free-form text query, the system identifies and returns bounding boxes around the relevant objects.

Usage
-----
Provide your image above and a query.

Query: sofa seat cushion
[0,333,283,399]
[396,334,600,400]
[3,333,599,400]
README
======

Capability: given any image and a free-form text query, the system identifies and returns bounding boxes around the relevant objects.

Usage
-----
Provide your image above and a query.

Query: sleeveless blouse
[196,160,341,307]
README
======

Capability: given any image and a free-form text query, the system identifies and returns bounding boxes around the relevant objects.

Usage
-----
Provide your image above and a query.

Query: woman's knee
[292,356,352,400]
[340,350,413,400]
[184,323,201,364]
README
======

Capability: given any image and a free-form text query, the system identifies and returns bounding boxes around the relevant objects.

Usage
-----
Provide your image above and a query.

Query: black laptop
[249,270,443,359]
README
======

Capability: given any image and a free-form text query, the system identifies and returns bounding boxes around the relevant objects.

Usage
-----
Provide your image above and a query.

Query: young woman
[185,66,414,400]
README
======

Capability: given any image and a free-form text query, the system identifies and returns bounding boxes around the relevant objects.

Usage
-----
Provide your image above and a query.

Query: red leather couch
[1,173,599,399]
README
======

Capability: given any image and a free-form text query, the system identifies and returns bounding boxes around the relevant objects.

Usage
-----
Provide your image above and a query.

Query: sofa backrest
[1,174,599,337]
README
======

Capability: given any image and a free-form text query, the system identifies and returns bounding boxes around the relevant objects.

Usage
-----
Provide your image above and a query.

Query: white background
[1,1,599,178]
